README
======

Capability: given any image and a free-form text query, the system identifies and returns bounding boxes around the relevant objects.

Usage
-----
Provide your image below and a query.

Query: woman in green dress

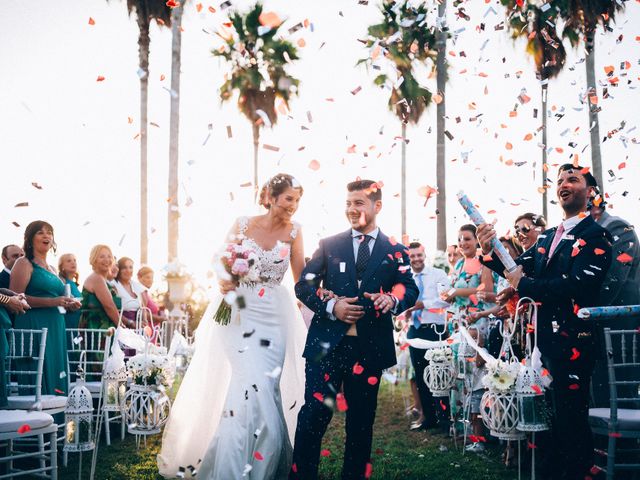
[10,221,81,396]
[58,253,82,330]
[79,245,124,330]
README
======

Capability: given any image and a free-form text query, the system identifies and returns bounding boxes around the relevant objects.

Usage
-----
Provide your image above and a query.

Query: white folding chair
[0,410,58,479]
[4,328,64,475]
[66,328,124,447]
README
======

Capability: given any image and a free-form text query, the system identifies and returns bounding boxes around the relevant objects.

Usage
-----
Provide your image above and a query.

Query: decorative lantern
[64,352,95,452]
[480,388,524,441]
[123,384,172,435]
[423,347,457,397]
[515,298,550,432]
[103,365,128,412]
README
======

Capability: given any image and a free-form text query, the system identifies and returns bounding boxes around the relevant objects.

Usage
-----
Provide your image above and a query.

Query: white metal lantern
[64,352,95,452]
[423,348,457,397]
[103,365,128,412]
[480,388,524,441]
[515,298,550,432]
[123,384,171,435]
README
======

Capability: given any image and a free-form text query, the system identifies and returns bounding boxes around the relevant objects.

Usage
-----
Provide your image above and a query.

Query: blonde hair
[58,253,79,284]
[137,266,153,278]
[89,245,113,271]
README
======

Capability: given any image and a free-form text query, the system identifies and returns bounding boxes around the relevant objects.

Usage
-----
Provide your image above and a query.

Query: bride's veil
[157,281,307,478]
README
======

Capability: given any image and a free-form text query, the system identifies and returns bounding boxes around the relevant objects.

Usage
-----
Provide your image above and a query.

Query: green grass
[60,382,524,479]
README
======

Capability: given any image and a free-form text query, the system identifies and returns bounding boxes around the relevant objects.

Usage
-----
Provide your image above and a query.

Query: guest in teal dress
[79,245,123,330]
[10,221,81,396]
[58,253,82,330]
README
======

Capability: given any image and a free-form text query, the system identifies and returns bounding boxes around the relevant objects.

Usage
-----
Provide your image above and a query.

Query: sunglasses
[514,225,532,234]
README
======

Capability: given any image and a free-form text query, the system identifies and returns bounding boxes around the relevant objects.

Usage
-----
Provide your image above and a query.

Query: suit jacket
[482,215,613,360]
[0,270,9,290]
[296,229,419,370]
[597,211,640,306]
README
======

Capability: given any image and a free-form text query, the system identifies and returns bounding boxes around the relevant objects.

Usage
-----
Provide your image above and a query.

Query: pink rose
[231,258,249,276]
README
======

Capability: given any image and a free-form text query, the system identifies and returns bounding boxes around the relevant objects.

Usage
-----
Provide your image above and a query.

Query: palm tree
[359,0,438,239]
[213,3,300,193]
[560,0,626,194]
[435,0,447,251]
[124,0,172,264]
[168,1,184,263]
[500,0,567,219]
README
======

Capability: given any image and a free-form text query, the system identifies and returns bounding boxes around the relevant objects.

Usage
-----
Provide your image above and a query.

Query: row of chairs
[0,324,171,479]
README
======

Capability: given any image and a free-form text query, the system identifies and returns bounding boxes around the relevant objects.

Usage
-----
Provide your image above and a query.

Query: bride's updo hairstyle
[258,173,304,209]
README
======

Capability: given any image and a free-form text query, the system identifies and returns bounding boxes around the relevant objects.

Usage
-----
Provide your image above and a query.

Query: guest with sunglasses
[513,213,546,251]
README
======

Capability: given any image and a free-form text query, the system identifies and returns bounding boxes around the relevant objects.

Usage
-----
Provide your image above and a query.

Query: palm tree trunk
[541,84,548,220]
[137,14,150,265]
[436,0,447,251]
[585,35,603,193]
[401,122,407,240]
[168,4,183,262]
[252,123,260,196]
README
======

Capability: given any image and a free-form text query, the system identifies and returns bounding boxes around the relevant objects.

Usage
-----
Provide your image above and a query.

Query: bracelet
[0,294,10,305]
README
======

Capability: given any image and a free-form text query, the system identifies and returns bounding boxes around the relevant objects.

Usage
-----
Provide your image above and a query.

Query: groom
[291,180,419,480]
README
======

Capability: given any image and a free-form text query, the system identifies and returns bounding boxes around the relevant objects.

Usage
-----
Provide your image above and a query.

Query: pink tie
[547,223,565,263]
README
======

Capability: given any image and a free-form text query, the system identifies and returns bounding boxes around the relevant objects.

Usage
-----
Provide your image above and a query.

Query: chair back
[4,328,48,401]
[67,328,111,385]
[604,327,640,422]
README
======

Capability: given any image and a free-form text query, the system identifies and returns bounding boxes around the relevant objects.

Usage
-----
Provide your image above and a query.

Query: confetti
[17,424,31,434]
[253,451,264,461]
[367,376,378,385]
[352,362,364,375]
[320,449,331,457]
[88,17,96,25]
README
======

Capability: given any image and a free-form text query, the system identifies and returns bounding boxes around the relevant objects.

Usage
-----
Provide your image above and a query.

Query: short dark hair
[514,212,547,229]
[23,221,56,260]
[1,244,20,260]
[408,241,422,250]
[347,179,382,202]
[258,173,303,209]
[558,164,598,188]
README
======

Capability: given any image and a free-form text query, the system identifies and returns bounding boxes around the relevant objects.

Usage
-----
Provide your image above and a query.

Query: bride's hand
[219,279,237,295]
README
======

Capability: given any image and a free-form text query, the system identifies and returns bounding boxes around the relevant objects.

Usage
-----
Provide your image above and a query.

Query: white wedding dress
[158,218,307,479]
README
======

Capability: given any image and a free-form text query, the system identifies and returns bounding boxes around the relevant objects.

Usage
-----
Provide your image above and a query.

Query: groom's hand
[364,292,395,314]
[333,297,364,324]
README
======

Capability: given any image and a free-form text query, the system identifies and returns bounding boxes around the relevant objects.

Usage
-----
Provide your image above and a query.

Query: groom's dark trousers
[290,229,418,480]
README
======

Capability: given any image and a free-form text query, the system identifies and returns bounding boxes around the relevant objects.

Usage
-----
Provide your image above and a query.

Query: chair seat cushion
[70,381,102,394]
[0,410,54,433]
[7,395,68,410]
[589,407,640,432]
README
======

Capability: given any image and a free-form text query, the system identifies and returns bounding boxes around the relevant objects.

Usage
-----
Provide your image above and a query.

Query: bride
[158,174,308,479]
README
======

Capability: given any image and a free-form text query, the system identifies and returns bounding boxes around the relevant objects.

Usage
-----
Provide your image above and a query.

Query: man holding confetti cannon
[474,164,613,480]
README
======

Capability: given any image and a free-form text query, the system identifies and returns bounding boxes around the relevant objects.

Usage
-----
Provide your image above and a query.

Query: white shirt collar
[3,267,10,275]
[351,227,379,240]
[561,211,589,233]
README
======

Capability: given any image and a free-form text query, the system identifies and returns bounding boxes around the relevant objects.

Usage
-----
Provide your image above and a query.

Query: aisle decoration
[423,324,457,397]
[64,351,95,453]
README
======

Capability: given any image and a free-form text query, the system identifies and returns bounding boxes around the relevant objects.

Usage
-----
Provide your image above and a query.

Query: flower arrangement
[431,250,449,273]
[482,360,520,392]
[212,242,260,325]
[127,353,175,388]
[425,346,453,363]
[162,260,190,280]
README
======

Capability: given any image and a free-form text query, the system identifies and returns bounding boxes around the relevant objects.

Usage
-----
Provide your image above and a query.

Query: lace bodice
[236,216,299,288]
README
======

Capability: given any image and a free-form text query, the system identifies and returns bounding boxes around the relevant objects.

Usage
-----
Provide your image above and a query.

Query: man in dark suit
[0,245,23,289]
[291,180,419,480]
[477,164,613,480]
[589,203,640,406]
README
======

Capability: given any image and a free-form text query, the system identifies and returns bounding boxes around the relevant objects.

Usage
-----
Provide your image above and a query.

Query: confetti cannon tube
[457,191,518,273]
[577,305,640,319]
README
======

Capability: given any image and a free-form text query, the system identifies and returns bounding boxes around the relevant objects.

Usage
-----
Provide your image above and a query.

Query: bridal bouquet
[425,346,453,363]
[127,353,175,388]
[213,242,260,325]
[482,360,520,392]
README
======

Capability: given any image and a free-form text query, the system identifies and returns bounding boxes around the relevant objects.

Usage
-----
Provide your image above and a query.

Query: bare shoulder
[12,257,32,273]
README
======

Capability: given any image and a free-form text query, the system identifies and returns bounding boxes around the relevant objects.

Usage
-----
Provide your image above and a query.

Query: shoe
[409,421,427,431]
[465,442,485,453]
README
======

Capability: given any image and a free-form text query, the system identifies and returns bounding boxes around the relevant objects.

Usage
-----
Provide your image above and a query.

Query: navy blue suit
[482,215,612,480]
[291,229,418,480]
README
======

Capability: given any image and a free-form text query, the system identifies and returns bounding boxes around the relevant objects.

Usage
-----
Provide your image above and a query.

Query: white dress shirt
[559,211,589,237]
[412,266,450,325]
